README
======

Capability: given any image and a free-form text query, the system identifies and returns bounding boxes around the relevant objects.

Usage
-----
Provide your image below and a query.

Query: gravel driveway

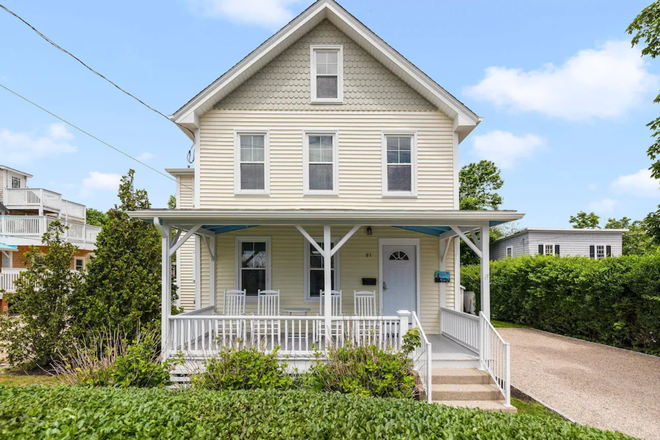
[499,328,660,440]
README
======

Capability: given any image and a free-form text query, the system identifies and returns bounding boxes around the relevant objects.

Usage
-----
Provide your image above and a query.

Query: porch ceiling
[130,209,524,236]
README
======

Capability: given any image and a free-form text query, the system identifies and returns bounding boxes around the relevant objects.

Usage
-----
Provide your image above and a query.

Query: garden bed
[0,386,634,439]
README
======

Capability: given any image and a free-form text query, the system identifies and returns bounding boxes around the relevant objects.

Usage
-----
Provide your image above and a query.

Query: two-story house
[0,164,101,307]
[130,0,523,410]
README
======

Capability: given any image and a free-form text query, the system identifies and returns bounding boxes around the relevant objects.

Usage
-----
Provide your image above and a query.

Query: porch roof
[129,209,524,237]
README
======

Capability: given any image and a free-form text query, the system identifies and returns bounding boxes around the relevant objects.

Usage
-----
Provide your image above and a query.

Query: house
[0,164,101,308]
[491,228,626,260]
[129,0,523,410]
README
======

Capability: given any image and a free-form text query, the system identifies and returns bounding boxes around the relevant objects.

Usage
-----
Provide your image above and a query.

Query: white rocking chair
[353,290,378,345]
[252,289,281,348]
[220,289,247,345]
[317,290,343,344]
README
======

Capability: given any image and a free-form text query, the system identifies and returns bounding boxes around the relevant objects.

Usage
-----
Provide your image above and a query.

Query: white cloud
[137,152,155,161]
[81,172,122,197]
[611,168,659,198]
[465,40,659,120]
[589,198,618,214]
[0,123,77,164]
[470,130,545,169]
[188,0,304,28]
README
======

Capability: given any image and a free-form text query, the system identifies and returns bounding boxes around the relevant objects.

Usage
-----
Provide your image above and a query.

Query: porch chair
[317,290,344,344]
[353,290,378,345]
[220,289,247,346]
[252,289,281,349]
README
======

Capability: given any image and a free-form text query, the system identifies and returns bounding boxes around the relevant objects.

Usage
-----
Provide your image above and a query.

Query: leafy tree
[459,160,503,210]
[86,208,108,227]
[569,211,600,229]
[645,209,660,245]
[168,195,176,209]
[72,170,173,340]
[0,222,83,367]
[606,216,658,255]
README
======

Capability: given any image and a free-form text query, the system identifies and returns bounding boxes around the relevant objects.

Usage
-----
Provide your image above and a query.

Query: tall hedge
[462,254,660,355]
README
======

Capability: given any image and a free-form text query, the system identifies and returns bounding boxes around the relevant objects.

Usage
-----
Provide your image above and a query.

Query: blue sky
[0,0,659,227]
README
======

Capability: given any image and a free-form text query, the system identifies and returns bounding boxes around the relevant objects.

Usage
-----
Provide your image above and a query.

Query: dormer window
[11,176,20,189]
[311,46,343,103]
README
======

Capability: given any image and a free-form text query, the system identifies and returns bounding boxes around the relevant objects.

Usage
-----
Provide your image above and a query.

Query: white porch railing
[0,216,100,247]
[411,311,432,403]
[439,307,511,406]
[167,314,405,358]
[4,188,62,211]
[62,200,86,220]
[440,306,479,352]
[0,268,25,294]
[480,312,511,406]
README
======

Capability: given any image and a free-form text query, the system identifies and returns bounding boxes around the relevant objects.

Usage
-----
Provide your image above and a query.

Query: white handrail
[440,306,479,352]
[411,311,432,403]
[479,312,511,406]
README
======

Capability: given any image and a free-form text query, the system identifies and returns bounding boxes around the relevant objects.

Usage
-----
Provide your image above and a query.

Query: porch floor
[428,334,478,361]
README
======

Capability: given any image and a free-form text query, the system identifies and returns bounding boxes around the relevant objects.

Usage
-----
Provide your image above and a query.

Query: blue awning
[0,242,18,251]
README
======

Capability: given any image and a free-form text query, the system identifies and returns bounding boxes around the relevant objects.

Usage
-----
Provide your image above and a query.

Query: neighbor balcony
[0,215,100,248]
[3,188,86,221]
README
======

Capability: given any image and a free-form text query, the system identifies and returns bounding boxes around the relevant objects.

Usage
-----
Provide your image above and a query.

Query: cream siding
[216,20,435,112]
[213,225,453,334]
[199,110,455,210]
[175,173,197,312]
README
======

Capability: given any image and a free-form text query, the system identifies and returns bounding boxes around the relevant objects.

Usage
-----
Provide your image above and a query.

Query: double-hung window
[74,257,85,272]
[235,132,269,194]
[506,247,513,257]
[383,134,416,196]
[537,244,559,256]
[311,46,343,103]
[304,239,339,301]
[11,176,20,189]
[237,238,270,298]
[590,244,611,260]
[304,131,338,194]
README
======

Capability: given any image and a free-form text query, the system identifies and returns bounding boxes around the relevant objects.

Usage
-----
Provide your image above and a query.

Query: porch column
[480,225,490,320]
[160,222,172,356]
[323,225,333,346]
[194,235,201,309]
[209,235,216,308]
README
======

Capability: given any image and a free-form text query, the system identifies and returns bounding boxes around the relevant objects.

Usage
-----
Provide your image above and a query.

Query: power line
[0,2,196,161]
[0,82,193,192]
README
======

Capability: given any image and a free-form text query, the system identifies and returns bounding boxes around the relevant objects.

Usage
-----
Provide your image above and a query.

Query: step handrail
[411,311,432,403]
[479,312,511,407]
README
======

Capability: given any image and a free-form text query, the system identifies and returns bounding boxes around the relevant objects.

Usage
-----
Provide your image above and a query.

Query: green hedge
[0,386,632,439]
[462,254,660,355]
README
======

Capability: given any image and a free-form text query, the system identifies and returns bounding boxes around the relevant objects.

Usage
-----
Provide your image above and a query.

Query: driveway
[499,328,660,440]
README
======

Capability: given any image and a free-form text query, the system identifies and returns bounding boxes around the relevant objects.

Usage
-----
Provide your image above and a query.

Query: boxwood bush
[462,254,660,355]
[0,386,633,439]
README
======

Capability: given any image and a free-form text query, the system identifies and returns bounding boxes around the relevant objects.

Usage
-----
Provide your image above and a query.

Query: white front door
[382,244,416,316]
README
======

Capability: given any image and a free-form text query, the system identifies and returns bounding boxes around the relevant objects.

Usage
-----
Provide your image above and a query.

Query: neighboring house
[0,164,101,308]
[491,228,626,260]
[130,0,523,410]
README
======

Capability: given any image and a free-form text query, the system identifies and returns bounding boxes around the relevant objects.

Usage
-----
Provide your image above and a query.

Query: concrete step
[431,384,502,401]
[432,368,492,384]
[434,400,517,413]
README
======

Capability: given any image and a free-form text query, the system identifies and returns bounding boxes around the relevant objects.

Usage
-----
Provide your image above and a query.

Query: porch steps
[430,368,516,413]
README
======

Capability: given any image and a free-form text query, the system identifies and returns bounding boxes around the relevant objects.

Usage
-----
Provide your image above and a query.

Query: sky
[0,0,659,228]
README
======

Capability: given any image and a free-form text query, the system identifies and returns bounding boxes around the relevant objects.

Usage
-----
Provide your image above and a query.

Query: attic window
[311,46,343,103]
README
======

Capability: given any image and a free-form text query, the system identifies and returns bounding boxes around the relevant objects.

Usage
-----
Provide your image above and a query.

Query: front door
[382,244,416,316]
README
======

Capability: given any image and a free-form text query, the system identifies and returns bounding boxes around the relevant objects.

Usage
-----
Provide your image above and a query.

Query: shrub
[0,222,83,368]
[191,347,293,391]
[0,387,633,439]
[307,339,419,399]
[462,254,660,355]
[54,330,180,388]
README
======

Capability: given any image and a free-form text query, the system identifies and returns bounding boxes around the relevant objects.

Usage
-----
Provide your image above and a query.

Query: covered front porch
[130,209,522,403]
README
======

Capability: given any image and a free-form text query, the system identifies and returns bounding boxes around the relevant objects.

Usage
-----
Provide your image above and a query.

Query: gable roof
[172,0,481,142]
[493,228,628,244]
[0,165,32,178]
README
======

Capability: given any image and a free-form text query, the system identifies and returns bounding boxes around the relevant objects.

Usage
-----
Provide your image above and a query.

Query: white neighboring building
[491,228,626,260]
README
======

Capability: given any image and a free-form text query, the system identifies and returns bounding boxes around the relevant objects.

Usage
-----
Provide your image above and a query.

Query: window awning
[0,242,18,251]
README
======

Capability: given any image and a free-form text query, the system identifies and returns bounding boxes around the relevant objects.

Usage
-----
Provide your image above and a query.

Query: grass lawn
[492,319,531,329]
[0,372,60,387]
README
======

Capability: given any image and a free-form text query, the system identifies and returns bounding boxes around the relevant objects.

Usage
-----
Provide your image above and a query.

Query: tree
[569,211,600,229]
[606,216,658,255]
[459,160,504,210]
[168,195,176,209]
[628,5,660,243]
[72,170,173,340]
[86,208,108,227]
[0,222,83,367]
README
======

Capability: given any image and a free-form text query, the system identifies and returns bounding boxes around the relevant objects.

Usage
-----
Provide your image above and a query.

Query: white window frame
[1,251,13,268]
[235,236,271,302]
[506,246,513,258]
[11,176,21,189]
[74,257,85,271]
[382,132,417,197]
[303,236,340,303]
[310,45,344,104]
[594,244,606,260]
[234,130,270,195]
[303,130,339,195]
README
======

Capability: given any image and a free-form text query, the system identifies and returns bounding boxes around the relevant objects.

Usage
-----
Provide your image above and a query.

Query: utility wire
[0,3,196,161]
[0,82,193,192]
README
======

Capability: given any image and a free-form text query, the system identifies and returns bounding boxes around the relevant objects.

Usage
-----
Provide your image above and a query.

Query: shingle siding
[492,230,624,260]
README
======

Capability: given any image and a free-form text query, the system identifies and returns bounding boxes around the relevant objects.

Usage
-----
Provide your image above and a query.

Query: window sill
[310,99,344,105]
[234,191,270,196]
[304,191,339,197]
[382,193,417,198]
